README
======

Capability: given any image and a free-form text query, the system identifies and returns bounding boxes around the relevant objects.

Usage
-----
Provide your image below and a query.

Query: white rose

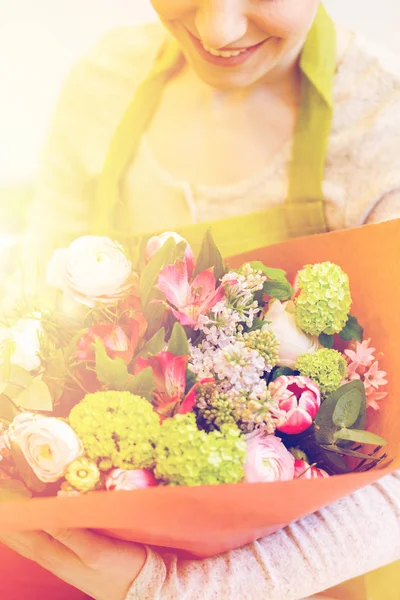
[46,236,132,308]
[0,318,42,372]
[262,300,319,368]
[6,413,83,483]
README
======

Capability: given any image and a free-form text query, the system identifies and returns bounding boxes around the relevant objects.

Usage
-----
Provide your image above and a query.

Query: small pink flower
[158,261,224,327]
[146,232,195,278]
[105,469,157,491]
[345,339,376,377]
[245,433,295,483]
[269,376,321,435]
[364,361,388,389]
[294,459,329,479]
[364,389,388,411]
[345,341,388,410]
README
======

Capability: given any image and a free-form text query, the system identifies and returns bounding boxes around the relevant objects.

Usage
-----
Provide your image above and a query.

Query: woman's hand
[0,529,147,600]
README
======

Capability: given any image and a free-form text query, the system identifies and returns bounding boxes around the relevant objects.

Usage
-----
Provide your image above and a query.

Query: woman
[0,1,399,599]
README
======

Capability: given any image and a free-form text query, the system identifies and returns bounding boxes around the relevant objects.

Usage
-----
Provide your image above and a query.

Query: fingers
[0,530,77,572]
[43,528,115,568]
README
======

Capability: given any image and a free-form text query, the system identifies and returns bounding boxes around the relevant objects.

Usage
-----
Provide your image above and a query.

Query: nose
[195,0,248,49]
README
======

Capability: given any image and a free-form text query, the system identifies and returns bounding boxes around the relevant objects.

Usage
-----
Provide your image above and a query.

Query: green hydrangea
[294,262,352,335]
[69,391,160,470]
[65,457,100,493]
[296,349,347,397]
[155,413,246,486]
[196,382,277,433]
[241,329,279,371]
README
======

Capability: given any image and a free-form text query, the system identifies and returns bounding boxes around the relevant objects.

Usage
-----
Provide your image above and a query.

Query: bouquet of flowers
[0,220,398,559]
[0,226,391,496]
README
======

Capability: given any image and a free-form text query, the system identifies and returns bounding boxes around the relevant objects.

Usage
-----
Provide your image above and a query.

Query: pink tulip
[158,261,224,327]
[105,469,157,491]
[146,232,195,277]
[294,460,329,479]
[245,432,295,483]
[269,375,321,435]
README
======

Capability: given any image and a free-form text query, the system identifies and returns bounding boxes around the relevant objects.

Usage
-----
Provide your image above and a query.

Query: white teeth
[201,42,248,58]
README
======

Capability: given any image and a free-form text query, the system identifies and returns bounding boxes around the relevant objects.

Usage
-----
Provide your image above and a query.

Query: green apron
[93,4,336,257]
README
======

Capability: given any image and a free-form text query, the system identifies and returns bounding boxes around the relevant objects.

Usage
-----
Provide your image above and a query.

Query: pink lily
[135,351,209,419]
[157,260,224,327]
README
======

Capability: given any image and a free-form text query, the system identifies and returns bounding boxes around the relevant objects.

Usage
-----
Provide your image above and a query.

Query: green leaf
[334,428,388,446]
[263,280,294,301]
[0,365,32,397]
[95,339,129,389]
[168,323,189,356]
[194,229,226,282]
[0,479,32,501]
[126,367,155,402]
[339,315,364,342]
[0,394,20,422]
[249,262,288,282]
[185,368,197,394]
[17,378,53,412]
[319,333,334,349]
[143,297,167,339]
[10,442,46,493]
[321,444,385,462]
[270,367,296,382]
[314,380,365,445]
[139,328,165,359]
[245,318,265,333]
[1,339,16,382]
[332,381,364,428]
[140,237,186,306]
[43,348,67,403]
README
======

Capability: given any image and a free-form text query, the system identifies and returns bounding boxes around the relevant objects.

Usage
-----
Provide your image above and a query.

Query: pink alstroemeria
[157,260,224,327]
[135,351,207,419]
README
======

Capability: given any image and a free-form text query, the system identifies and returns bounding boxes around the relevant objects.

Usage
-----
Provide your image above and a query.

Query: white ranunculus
[0,318,42,372]
[6,413,83,483]
[46,236,132,308]
[262,300,319,368]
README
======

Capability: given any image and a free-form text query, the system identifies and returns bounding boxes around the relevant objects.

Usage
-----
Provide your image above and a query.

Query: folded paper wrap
[0,219,399,599]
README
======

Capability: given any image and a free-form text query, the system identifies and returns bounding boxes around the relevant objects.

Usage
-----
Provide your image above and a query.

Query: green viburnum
[294,262,352,336]
[65,457,100,493]
[296,349,347,398]
[196,382,277,434]
[155,413,246,486]
[240,329,279,371]
[69,391,160,470]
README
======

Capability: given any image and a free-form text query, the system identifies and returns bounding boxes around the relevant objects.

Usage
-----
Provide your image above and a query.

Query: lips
[188,30,269,67]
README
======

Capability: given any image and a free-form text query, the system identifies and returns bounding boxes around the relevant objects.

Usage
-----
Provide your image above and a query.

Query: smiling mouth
[200,40,264,58]
[188,31,269,61]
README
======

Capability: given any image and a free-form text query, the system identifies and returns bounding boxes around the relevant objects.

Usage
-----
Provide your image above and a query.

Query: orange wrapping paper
[0,219,399,598]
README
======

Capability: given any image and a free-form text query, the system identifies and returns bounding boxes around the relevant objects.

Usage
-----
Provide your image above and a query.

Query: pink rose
[245,433,295,483]
[294,460,329,479]
[105,469,157,492]
[269,375,321,435]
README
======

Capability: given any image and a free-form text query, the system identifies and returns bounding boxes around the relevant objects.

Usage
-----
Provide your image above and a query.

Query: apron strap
[93,40,182,236]
[287,3,336,228]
